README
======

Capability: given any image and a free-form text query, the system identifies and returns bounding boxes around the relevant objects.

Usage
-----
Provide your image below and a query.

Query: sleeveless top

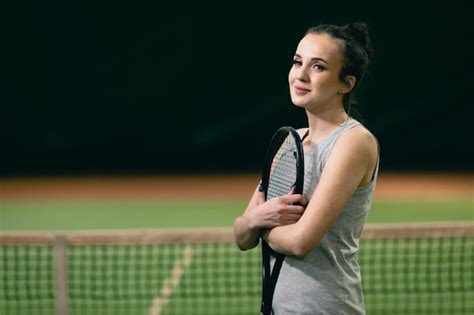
[272,118,379,315]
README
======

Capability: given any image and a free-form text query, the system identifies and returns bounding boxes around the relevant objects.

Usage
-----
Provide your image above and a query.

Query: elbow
[236,243,247,251]
[236,241,257,252]
[234,235,259,251]
[289,243,312,258]
[287,235,317,258]
[233,217,259,251]
[266,227,316,257]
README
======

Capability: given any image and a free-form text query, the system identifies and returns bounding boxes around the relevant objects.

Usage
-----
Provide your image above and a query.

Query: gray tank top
[272,118,379,315]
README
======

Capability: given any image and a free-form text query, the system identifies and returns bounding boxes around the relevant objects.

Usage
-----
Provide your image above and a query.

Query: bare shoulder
[336,125,378,153]
[329,125,378,185]
[329,125,378,168]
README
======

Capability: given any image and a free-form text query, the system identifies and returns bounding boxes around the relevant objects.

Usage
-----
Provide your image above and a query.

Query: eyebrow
[294,53,329,65]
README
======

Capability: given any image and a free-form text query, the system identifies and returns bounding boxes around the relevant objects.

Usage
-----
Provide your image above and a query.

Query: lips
[294,85,311,95]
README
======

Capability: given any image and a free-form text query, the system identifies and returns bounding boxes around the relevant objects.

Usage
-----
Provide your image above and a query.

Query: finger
[287,186,296,195]
[299,196,309,207]
[282,194,308,206]
[285,205,305,214]
[278,203,305,213]
[279,214,303,225]
[257,191,265,205]
[294,195,308,207]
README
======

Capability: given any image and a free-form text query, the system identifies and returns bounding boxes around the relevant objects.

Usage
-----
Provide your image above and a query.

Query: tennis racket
[259,126,305,315]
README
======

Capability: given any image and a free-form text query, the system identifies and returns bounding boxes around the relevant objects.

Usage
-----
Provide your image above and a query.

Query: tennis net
[1,222,473,315]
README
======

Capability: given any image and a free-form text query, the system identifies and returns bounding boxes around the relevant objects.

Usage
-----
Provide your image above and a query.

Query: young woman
[233,22,379,314]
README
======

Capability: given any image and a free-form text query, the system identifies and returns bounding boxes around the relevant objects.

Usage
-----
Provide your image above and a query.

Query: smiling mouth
[294,86,311,94]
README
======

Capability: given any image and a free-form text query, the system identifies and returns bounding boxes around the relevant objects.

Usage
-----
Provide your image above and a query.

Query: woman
[233,22,379,314]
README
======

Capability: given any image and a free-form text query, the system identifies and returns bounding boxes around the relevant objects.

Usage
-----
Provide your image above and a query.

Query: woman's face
[288,33,348,111]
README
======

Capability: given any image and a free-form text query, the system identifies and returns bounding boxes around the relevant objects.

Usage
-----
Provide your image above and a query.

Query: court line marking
[148,245,194,315]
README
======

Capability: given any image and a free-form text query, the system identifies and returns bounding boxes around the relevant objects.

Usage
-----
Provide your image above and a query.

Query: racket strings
[267,136,298,200]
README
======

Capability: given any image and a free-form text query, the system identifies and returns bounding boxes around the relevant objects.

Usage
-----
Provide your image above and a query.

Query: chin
[291,96,309,108]
[292,102,307,109]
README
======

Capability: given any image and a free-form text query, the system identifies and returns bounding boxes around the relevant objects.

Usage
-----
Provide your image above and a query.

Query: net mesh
[267,135,298,200]
[0,246,54,315]
[64,243,260,315]
[359,236,474,314]
[1,225,473,315]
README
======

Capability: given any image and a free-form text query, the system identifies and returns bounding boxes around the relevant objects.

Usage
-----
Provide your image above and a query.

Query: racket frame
[259,126,304,315]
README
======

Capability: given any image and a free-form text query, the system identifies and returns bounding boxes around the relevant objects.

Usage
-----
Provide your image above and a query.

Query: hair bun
[347,22,374,60]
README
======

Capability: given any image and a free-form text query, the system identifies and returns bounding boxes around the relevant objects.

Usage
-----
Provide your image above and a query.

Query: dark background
[3,1,472,176]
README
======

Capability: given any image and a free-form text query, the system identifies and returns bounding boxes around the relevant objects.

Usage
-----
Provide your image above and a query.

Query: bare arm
[233,185,307,251]
[263,127,378,257]
[233,186,264,250]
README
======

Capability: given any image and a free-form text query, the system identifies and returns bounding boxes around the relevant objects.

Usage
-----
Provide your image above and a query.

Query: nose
[295,65,310,82]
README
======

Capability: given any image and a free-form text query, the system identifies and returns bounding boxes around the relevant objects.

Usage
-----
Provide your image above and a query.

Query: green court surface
[1,198,473,315]
[1,198,473,231]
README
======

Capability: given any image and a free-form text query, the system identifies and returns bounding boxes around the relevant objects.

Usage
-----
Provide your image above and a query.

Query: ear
[338,75,356,95]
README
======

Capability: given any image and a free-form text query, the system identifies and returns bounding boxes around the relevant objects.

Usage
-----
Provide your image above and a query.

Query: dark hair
[305,22,373,117]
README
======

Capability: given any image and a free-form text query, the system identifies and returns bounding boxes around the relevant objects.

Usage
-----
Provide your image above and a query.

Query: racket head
[261,126,305,201]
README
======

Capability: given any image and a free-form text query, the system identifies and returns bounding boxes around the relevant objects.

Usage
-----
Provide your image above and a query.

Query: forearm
[233,214,261,251]
[263,224,305,256]
[233,189,307,251]
[264,203,344,257]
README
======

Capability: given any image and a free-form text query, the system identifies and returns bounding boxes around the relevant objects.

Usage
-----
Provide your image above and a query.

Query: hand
[249,193,308,229]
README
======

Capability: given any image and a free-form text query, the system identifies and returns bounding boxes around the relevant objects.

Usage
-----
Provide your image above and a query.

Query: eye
[313,64,325,71]
[292,60,302,67]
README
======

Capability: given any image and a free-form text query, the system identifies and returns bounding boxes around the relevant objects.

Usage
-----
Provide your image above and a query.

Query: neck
[304,105,349,145]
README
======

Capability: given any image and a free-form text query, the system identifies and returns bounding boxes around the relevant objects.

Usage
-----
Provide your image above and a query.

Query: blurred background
[3,1,472,176]
[3,0,473,227]
[1,2,473,314]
